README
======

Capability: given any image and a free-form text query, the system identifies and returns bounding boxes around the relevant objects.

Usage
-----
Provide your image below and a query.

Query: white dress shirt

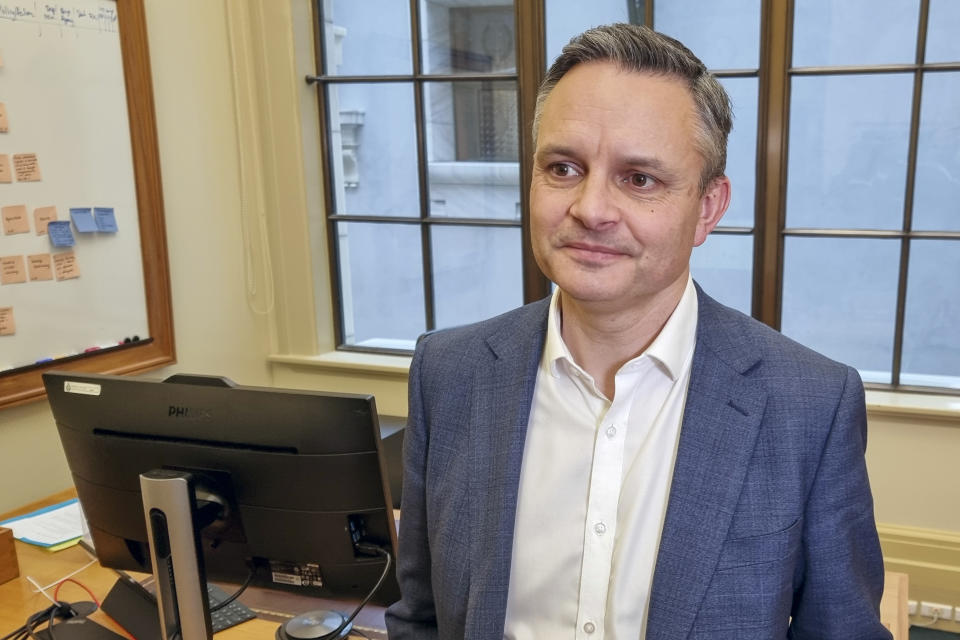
[503,276,698,640]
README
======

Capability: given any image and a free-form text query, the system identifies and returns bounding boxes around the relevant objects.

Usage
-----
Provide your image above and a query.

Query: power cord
[910,610,942,627]
[3,602,83,640]
[274,544,393,640]
[327,544,393,639]
[164,564,257,640]
[210,566,255,613]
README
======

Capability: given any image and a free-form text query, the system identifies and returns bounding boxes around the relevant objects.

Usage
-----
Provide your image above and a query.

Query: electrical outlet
[907,600,918,615]
[919,601,953,620]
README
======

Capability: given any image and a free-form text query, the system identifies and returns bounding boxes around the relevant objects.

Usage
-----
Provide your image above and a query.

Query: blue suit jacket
[385,287,890,639]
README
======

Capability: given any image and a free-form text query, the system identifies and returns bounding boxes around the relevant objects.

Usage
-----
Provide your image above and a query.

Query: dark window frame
[308,0,960,394]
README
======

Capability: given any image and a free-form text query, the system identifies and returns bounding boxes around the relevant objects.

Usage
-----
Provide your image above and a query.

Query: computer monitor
[43,371,400,640]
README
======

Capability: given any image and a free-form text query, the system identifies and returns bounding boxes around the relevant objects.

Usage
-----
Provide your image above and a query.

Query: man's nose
[568,173,620,230]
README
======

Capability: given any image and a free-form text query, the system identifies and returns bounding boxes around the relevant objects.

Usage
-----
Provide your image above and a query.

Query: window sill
[866,389,960,423]
[268,350,411,377]
[268,353,959,421]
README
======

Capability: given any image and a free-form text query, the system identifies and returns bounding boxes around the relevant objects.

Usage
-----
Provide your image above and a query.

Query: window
[309,0,960,392]
[312,0,524,352]
[779,0,960,389]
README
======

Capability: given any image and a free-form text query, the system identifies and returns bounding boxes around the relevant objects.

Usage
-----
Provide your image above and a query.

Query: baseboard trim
[878,523,960,633]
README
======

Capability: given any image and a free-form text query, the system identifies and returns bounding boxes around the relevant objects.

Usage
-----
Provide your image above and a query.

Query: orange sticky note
[2,205,29,235]
[28,253,53,281]
[0,255,27,284]
[0,307,14,336]
[53,251,79,280]
[34,206,57,235]
[13,153,41,182]
[0,103,8,133]
[0,155,10,184]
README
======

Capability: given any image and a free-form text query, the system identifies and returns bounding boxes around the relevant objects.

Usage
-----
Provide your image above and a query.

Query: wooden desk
[0,489,386,640]
[2,491,909,639]
[881,570,909,640]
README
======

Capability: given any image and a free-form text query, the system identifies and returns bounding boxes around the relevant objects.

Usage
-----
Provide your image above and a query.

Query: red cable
[52,578,100,607]
[51,577,139,640]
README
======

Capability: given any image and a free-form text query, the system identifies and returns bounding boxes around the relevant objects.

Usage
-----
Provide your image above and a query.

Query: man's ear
[694,176,731,247]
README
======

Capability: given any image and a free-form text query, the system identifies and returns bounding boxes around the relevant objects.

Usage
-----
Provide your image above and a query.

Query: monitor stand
[140,469,354,640]
[140,469,214,640]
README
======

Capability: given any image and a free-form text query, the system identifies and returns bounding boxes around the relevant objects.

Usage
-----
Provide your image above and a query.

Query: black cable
[328,545,392,638]
[45,608,58,640]
[23,605,55,640]
[210,566,255,612]
[165,564,256,640]
[1,625,28,640]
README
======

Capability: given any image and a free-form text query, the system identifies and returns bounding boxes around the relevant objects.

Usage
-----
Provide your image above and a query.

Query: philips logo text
[168,406,212,419]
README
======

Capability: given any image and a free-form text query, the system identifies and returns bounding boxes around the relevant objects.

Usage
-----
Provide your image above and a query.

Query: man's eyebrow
[535,146,671,171]
[533,146,682,181]
[534,144,578,160]
[622,155,669,172]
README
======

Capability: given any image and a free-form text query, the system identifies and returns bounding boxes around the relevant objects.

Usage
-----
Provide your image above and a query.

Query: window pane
[328,83,420,217]
[792,0,920,67]
[425,81,520,221]
[421,1,516,75]
[323,0,412,75]
[426,81,518,164]
[338,222,425,348]
[781,237,900,383]
[912,72,960,232]
[690,234,753,316]
[901,240,960,389]
[654,0,761,70]
[719,77,758,228]
[545,1,631,68]
[432,226,522,329]
[926,0,960,63]
[786,74,912,230]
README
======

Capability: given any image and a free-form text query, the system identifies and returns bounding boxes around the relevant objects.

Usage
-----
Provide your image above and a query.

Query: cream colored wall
[869,412,960,531]
[0,0,273,514]
[145,1,273,385]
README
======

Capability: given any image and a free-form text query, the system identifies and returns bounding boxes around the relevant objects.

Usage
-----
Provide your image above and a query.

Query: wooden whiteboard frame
[0,0,174,409]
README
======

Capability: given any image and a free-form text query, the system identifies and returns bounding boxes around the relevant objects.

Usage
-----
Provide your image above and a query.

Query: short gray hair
[533,23,732,194]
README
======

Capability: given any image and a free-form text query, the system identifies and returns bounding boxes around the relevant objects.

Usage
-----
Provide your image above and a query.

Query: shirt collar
[543,275,699,382]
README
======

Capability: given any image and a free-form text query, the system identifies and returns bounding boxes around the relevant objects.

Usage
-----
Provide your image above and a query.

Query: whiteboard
[0,0,150,371]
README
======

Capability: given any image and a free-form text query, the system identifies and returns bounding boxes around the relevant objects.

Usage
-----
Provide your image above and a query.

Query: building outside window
[309,0,960,392]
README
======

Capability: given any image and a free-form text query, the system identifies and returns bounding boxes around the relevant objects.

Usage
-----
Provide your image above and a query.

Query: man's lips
[562,241,628,259]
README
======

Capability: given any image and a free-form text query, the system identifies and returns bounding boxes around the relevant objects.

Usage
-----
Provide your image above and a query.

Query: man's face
[530,61,730,314]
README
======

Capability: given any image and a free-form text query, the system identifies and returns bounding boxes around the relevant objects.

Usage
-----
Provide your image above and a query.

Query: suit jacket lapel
[646,290,768,639]
[465,299,549,636]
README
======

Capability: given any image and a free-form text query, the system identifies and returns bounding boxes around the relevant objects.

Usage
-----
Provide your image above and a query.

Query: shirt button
[594,522,606,535]
[605,425,617,439]
[583,621,596,634]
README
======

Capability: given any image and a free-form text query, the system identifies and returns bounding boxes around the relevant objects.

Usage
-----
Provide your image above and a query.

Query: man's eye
[628,173,656,188]
[549,163,579,178]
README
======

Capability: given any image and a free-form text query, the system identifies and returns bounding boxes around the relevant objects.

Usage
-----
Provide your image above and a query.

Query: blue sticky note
[47,220,76,247]
[94,207,118,233]
[70,207,97,233]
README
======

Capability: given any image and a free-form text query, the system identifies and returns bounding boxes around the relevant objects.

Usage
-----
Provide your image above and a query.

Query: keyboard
[207,582,257,632]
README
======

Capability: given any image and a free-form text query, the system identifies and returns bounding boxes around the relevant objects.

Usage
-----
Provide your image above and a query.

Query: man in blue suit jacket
[386,23,889,639]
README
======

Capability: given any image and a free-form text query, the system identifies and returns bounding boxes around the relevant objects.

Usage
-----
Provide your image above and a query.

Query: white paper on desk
[0,499,84,546]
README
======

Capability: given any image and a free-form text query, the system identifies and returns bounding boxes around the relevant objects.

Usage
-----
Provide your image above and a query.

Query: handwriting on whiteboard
[0,2,118,33]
